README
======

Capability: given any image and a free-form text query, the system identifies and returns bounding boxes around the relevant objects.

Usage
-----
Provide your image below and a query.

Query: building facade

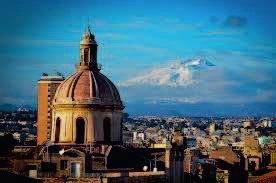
[37,74,64,145]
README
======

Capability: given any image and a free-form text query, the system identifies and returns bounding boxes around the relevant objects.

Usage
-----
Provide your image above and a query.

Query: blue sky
[0,0,275,115]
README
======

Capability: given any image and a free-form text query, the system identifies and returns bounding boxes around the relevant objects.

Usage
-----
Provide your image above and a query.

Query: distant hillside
[0,104,36,112]
[0,104,17,112]
[124,102,276,117]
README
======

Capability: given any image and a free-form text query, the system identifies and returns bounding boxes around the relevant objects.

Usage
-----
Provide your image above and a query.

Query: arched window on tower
[80,49,83,65]
[103,117,111,143]
[55,118,61,143]
[84,48,89,65]
[76,117,85,144]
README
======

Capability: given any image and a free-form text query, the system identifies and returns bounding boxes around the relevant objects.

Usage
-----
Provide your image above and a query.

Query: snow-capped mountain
[121,58,215,87]
[182,58,215,70]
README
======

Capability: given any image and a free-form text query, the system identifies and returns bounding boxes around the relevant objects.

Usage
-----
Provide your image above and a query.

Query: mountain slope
[121,58,215,87]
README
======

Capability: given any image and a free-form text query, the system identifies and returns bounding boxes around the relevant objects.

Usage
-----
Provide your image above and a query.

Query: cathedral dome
[54,69,123,108]
[50,24,124,145]
[53,24,123,109]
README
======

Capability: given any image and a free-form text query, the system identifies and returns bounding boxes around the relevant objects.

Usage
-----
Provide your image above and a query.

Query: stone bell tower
[165,129,187,183]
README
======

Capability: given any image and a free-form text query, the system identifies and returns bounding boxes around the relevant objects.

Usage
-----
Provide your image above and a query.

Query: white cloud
[197,29,241,36]
[120,58,214,87]
[97,33,128,40]
[0,36,78,46]
[94,17,199,32]
[118,55,276,105]
[145,96,199,104]
[121,62,192,87]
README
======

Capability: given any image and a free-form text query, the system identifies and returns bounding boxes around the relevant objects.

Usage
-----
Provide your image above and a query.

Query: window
[60,160,68,170]
[55,118,61,143]
[103,117,111,143]
[75,117,85,144]
[84,48,89,64]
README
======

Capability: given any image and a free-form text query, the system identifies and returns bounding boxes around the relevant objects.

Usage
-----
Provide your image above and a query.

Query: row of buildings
[122,116,276,182]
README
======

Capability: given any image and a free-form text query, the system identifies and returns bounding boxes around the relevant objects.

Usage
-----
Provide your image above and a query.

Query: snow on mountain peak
[121,58,215,87]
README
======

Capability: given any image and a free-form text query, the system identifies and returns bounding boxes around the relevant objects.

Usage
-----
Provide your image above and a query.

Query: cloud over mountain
[118,53,276,115]
[121,58,215,87]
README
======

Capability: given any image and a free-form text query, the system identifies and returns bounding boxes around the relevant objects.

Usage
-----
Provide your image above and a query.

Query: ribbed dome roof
[54,69,123,107]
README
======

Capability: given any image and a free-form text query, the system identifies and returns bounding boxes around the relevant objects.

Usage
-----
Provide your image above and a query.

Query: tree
[0,133,18,155]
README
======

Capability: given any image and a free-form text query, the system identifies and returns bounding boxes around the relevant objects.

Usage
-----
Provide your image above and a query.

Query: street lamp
[153,154,158,172]
[144,155,158,172]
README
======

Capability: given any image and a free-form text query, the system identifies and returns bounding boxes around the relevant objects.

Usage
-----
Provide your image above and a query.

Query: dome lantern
[79,24,99,71]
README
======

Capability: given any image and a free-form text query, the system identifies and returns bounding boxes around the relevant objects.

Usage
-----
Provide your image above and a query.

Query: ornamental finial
[87,17,91,33]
